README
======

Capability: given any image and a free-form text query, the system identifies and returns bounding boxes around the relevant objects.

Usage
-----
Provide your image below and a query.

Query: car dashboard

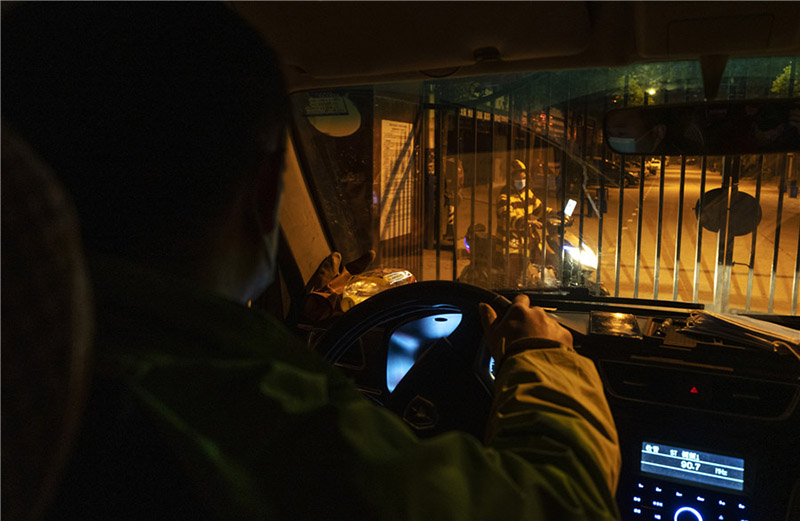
[513,296,800,521]
[316,293,800,521]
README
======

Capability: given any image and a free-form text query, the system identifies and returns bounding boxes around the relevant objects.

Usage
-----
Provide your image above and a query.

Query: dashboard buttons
[674,506,703,521]
[625,476,749,521]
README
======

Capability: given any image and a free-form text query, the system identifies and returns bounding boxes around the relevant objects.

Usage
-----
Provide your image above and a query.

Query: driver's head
[2,3,288,270]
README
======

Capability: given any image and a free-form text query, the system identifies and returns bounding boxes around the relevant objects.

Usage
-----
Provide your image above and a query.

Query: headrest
[1,124,94,521]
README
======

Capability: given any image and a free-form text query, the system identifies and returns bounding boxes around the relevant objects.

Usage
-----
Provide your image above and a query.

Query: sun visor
[235,2,591,79]
[634,2,800,59]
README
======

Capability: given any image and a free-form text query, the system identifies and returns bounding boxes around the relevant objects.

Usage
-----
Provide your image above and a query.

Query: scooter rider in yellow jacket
[497,160,552,261]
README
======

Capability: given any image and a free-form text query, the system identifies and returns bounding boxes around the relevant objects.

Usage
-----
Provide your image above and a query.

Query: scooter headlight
[580,244,598,270]
[564,244,598,270]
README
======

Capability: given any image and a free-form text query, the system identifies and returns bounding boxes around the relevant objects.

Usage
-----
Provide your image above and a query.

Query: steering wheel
[316,281,511,439]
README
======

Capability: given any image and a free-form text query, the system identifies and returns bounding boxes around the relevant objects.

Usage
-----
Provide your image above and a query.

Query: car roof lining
[229,1,800,93]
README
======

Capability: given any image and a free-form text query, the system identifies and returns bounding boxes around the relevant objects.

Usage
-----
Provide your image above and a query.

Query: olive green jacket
[53,254,620,521]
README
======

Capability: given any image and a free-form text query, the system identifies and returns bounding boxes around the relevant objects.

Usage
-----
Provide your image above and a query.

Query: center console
[623,441,750,521]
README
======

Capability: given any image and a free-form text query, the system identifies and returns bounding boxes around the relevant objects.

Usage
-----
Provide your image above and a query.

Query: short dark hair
[2,2,288,258]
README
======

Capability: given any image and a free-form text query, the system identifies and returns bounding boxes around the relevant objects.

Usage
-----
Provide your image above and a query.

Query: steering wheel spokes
[315,281,510,438]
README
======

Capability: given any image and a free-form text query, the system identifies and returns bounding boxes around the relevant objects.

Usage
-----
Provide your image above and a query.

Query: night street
[426,162,800,314]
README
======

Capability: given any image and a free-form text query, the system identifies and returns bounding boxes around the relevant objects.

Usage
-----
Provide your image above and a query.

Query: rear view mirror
[605,99,800,156]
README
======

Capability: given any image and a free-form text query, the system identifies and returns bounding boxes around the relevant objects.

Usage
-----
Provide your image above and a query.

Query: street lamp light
[644,88,657,106]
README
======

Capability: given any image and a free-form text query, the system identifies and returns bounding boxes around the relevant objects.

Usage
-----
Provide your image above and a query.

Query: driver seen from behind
[3,3,620,520]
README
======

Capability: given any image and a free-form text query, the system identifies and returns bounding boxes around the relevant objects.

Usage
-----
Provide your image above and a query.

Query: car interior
[3,2,800,521]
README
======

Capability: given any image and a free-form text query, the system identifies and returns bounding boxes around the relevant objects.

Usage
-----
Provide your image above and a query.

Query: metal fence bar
[597,74,609,287]
[421,102,430,279]
[672,157,687,300]
[653,157,666,299]
[615,76,629,297]
[578,101,589,286]
[521,115,529,268]
[559,148,568,282]
[692,157,708,302]
[536,137,546,283]
[769,161,788,313]
[488,111,495,281]
[541,105,551,284]
[524,125,532,270]
[745,156,763,311]
[559,98,570,282]
[419,109,425,278]
[614,154,625,297]
[452,108,459,281]
[415,105,424,278]
[633,155,646,298]
[505,98,512,286]
[712,157,732,310]
[597,175,605,285]
[578,172,586,285]
[435,108,443,280]
[719,157,740,313]
[423,94,436,253]
[471,109,477,262]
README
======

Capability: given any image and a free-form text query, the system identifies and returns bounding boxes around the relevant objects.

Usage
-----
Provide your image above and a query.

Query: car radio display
[640,442,745,491]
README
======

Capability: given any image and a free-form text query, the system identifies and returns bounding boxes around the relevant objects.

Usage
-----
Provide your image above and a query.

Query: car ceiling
[230,1,800,93]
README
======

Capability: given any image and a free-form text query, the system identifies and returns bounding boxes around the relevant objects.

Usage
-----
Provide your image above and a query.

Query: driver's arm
[327,295,621,520]
[481,295,620,501]
[119,289,620,520]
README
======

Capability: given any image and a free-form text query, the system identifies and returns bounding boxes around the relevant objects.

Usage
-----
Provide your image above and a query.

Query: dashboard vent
[599,361,799,419]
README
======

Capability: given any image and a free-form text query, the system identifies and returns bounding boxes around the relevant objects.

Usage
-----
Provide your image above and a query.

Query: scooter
[542,201,606,294]
[459,199,607,295]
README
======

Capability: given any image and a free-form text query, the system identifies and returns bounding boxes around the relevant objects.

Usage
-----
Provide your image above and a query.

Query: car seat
[1,124,94,521]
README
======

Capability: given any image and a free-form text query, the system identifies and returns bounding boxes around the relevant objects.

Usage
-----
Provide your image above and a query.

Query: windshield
[291,57,800,315]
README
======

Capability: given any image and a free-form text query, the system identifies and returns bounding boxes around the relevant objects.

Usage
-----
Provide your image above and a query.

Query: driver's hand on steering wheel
[479,294,573,363]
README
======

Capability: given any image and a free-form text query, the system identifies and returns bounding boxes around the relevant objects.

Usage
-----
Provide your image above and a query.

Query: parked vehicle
[596,158,640,187]
[646,157,661,175]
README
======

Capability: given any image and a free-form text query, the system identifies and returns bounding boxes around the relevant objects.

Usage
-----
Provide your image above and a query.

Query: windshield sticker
[304,94,349,117]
